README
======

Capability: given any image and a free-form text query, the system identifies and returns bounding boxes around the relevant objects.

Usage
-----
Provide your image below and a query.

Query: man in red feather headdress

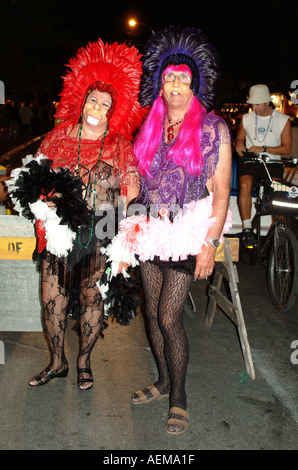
[8,38,145,389]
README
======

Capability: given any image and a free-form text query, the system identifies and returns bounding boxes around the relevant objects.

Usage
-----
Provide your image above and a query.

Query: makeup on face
[83,90,112,126]
[161,65,193,111]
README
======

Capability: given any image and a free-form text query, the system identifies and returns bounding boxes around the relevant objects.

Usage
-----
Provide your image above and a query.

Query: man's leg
[238,174,256,247]
[238,174,254,224]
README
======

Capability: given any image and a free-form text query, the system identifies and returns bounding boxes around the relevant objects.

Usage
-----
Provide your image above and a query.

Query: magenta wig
[162,64,192,78]
[134,26,220,176]
[133,95,206,177]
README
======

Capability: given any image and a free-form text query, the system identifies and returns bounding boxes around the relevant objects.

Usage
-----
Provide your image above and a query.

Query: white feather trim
[101,235,139,279]
[29,200,76,257]
[7,154,76,257]
[103,194,233,264]
[7,153,50,216]
[97,281,109,300]
[8,154,49,192]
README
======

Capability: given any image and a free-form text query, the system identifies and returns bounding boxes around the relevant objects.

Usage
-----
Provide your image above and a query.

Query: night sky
[0,0,296,106]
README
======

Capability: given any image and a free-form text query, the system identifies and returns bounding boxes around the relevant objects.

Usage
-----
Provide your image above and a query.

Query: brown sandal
[166,407,190,435]
[130,384,169,405]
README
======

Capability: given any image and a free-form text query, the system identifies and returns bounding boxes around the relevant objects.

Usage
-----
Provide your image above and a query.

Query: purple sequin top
[137,113,230,217]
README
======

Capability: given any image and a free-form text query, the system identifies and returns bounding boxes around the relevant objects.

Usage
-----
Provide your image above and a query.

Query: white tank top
[243,109,289,160]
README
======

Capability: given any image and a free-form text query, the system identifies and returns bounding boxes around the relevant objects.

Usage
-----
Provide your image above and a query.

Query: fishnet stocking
[140,260,193,410]
[29,258,104,385]
[77,273,104,371]
[41,259,69,372]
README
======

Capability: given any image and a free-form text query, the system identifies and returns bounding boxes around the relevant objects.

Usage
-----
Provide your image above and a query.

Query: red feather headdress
[55,38,146,140]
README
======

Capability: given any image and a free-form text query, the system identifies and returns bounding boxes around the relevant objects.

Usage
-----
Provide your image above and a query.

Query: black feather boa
[9,155,91,231]
[100,261,141,326]
[9,155,141,334]
[70,260,141,338]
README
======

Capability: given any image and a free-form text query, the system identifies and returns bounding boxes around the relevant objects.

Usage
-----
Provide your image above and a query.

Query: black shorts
[238,160,284,182]
[145,255,197,276]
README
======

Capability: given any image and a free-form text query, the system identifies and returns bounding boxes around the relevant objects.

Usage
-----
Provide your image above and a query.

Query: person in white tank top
[235,84,291,247]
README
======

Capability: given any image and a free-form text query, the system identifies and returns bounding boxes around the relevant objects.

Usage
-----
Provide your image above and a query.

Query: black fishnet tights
[32,259,104,383]
[140,261,193,410]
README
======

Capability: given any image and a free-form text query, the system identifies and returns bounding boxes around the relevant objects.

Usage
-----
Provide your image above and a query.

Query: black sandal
[77,368,94,391]
[29,366,69,387]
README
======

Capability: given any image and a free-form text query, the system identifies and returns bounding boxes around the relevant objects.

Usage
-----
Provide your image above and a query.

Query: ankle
[49,359,68,373]
[242,219,252,230]
[154,381,170,395]
[77,356,91,371]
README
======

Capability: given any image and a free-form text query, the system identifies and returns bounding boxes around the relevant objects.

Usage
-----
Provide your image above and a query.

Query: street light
[125,18,152,50]
[127,18,152,32]
[128,19,137,27]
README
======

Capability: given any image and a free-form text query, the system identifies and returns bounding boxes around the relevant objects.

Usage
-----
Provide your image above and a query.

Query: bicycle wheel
[267,227,298,311]
[183,292,197,318]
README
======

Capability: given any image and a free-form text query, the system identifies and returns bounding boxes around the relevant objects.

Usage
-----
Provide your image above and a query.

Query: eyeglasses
[163,72,192,84]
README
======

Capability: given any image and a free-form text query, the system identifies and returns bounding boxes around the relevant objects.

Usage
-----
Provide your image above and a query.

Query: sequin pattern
[137,113,230,213]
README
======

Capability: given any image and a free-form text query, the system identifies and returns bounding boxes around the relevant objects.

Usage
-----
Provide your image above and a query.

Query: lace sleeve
[126,152,140,189]
[35,127,63,157]
[115,136,140,195]
[199,115,231,188]
[218,119,232,145]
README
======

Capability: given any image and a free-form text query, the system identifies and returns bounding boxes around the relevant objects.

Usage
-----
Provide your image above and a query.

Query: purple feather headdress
[139,25,220,112]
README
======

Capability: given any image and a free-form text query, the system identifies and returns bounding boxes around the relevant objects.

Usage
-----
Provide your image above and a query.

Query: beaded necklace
[254,110,273,143]
[167,114,184,143]
[76,124,108,248]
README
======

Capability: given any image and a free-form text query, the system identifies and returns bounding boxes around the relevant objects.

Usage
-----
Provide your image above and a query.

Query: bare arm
[235,119,247,156]
[0,175,8,204]
[125,170,140,208]
[247,119,292,157]
[117,168,140,273]
[194,139,232,280]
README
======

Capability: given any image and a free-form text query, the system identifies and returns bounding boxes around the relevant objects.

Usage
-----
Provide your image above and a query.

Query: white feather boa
[100,237,139,279]
[100,194,233,270]
[29,199,76,257]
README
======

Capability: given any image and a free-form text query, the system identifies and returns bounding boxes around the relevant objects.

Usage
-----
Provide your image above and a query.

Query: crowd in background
[0,100,56,144]
[0,97,249,150]
[1,97,297,162]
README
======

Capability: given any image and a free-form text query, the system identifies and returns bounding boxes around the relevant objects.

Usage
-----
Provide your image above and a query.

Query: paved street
[1,138,297,452]
[0,251,297,451]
